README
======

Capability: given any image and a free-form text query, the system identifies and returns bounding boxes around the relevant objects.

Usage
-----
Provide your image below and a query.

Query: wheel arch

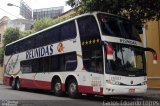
[65,74,79,92]
[51,74,63,91]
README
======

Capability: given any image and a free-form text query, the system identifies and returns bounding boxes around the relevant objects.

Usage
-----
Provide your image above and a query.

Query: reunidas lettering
[120,39,137,45]
[26,45,54,60]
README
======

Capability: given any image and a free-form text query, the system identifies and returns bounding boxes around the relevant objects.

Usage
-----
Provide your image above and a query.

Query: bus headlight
[141,81,147,85]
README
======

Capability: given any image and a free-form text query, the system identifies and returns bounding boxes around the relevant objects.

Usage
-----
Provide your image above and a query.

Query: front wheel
[68,79,79,98]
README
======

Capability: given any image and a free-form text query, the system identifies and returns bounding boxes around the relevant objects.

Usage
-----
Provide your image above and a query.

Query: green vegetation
[32,17,54,32]
[0,28,20,65]
[3,28,20,47]
[66,0,160,25]
[20,30,34,38]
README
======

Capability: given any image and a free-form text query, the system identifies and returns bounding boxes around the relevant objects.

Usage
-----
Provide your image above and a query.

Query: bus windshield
[97,13,141,41]
[106,43,146,76]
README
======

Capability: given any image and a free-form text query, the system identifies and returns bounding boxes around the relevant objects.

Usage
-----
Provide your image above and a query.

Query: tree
[20,30,34,38]
[0,28,20,65]
[66,0,160,25]
[66,0,76,8]
[3,28,20,47]
[32,18,54,32]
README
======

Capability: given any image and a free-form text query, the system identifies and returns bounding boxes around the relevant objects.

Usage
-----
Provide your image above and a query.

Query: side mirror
[105,44,114,60]
[144,48,158,64]
[102,41,114,60]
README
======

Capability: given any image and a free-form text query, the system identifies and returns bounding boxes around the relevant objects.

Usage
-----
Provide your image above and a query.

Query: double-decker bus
[3,12,157,98]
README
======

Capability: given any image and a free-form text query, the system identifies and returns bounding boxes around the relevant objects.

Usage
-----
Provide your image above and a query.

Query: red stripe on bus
[3,76,11,86]
[78,86,103,95]
[3,76,103,95]
[20,78,51,90]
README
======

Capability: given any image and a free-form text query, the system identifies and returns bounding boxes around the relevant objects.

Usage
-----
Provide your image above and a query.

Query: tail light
[105,44,114,60]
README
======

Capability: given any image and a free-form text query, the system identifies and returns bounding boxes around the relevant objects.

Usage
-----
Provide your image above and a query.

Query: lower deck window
[20,52,77,73]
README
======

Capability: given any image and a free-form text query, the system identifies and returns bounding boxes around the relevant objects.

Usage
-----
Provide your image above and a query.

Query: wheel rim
[69,83,76,94]
[55,82,61,92]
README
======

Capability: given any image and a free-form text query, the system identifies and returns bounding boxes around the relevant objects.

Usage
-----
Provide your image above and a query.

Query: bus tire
[11,79,16,90]
[68,79,79,98]
[53,79,63,97]
[15,78,21,91]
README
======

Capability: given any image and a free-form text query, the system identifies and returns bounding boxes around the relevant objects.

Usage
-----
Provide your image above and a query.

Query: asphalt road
[0,85,159,106]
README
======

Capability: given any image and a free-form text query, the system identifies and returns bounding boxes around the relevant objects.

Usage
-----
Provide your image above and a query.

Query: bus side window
[35,33,45,48]
[29,58,42,73]
[50,56,59,72]
[65,52,77,71]
[50,52,77,72]
[60,21,76,41]
[46,26,60,44]
[20,60,32,73]
[77,16,100,38]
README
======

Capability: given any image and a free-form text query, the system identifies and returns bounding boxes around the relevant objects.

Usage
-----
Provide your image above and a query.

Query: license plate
[129,89,135,93]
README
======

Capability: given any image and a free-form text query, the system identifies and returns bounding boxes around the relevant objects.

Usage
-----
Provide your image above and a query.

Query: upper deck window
[97,13,141,42]
[77,15,100,38]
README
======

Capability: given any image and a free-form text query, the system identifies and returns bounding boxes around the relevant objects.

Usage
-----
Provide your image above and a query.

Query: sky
[0,0,72,20]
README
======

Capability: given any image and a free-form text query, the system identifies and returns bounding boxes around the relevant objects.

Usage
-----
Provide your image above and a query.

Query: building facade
[0,16,9,48]
[0,16,9,83]
[144,21,160,89]
[20,0,32,20]
[33,6,64,20]
[8,19,33,31]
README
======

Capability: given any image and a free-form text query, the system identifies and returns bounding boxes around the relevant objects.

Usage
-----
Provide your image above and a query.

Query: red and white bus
[3,12,157,98]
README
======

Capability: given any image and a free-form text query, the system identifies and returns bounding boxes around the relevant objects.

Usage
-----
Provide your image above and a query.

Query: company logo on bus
[120,39,137,45]
[26,45,54,60]
[57,42,64,53]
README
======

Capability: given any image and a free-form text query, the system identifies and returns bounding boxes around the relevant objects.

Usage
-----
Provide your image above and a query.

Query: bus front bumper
[103,85,147,95]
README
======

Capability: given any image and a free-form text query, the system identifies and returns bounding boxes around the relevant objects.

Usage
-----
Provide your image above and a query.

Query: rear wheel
[11,79,16,90]
[15,79,21,91]
[68,79,79,98]
[53,79,63,96]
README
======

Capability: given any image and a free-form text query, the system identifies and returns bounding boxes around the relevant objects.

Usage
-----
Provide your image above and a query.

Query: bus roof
[6,11,127,46]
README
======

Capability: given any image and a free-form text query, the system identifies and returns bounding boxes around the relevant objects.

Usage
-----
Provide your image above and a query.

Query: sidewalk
[132,89,160,100]
[0,66,3,85]
[146,89,160,98]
